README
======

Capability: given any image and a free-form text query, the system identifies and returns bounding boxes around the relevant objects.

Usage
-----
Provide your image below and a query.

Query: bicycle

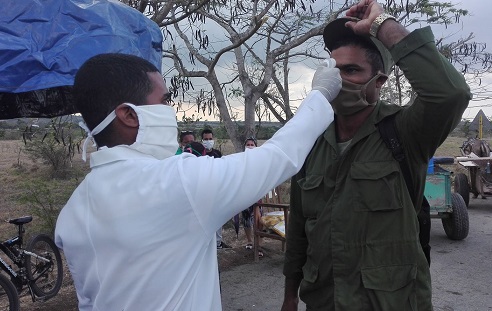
[0,216,63,311]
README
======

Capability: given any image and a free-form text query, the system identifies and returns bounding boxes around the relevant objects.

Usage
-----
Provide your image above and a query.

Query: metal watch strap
[369,13,396,37]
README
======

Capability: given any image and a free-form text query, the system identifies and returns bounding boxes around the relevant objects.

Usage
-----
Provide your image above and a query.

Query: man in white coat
[55,53,341,311]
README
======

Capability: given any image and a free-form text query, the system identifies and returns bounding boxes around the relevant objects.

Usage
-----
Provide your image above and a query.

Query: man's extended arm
[178,58,341,233]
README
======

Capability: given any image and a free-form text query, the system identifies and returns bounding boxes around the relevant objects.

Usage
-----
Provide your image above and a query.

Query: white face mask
[126,103,178,159]
[202,140,214,150]
[80,103,178,161]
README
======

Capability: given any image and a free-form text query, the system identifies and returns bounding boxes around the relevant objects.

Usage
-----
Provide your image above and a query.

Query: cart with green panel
[425,157,469,240]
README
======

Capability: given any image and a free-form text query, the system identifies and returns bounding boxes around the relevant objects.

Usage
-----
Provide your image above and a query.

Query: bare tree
[161,0,349,150]
[380,0,492,105]
[122,0,212,26]
[118,0,491,150]
[250,0,492,123]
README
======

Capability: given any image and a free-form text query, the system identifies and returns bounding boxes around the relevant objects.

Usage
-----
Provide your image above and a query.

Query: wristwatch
[369,13,396,37]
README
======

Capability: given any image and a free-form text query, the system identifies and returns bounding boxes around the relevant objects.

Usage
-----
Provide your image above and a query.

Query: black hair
[183,141,206,156]
[244,137,257,147]
[331,37,384,75]
[201,128,213,139]
[73,53,159,145]
[180,131,195,142]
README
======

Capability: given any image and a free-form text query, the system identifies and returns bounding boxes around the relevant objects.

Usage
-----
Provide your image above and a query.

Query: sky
[168,0,492,122]
[435,0,492,120]
[287,0,492,121]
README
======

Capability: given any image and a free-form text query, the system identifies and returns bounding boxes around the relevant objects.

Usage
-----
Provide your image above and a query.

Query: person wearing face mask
[281,1,471,310]
[200,128,229,249]
[244,137,257,149]
[54,52,341,311]
[240,137,264,255]
[201,128,222,158]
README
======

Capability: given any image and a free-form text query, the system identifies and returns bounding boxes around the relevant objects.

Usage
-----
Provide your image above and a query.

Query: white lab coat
[55,90,333,311]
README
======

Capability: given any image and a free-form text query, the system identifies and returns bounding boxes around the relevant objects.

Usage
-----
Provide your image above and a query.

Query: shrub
[22,116,84,179]
[18,178,80,235]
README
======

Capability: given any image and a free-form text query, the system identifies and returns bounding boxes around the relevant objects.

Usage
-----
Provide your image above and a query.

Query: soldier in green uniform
[281,0,471,310]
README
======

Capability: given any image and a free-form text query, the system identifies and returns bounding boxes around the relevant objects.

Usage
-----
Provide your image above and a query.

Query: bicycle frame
[0,245,19,278]
[0,217,63,311]
[0,231,25,280]
[0,223,50,302]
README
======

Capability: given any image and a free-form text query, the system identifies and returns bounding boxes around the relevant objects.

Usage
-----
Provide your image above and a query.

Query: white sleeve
[178,90,333,233]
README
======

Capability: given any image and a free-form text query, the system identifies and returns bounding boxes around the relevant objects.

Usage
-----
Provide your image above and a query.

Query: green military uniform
[283,27,471,310]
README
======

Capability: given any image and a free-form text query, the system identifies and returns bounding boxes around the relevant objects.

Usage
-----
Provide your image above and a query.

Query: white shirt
[54,91,333,311]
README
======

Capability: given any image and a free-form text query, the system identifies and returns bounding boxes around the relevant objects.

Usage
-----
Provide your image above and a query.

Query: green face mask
[330,73,384,116]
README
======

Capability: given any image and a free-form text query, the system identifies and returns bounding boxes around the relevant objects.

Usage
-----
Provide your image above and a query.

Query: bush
[22,116,84,179]
[18,178,80,235]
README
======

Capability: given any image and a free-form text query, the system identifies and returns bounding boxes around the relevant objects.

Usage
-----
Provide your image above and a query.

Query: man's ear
[114,104,139,128]
[376,72,388,88]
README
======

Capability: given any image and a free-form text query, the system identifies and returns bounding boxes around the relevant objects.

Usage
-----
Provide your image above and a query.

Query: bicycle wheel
[0,273,19,311]
[25,234,63,298]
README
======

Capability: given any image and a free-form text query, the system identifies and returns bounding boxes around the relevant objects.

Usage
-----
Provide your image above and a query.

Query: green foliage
[228,87,244,98]
[0,129,22,140]
[22,116,84,179]
[18,178,79,235]
[256,125,279,139]
[180,113,202,125]
[24,137,71,178]
[207,125,224,139]
[178,122,280,142]
[176,113,204,141]
[461,119,471,138]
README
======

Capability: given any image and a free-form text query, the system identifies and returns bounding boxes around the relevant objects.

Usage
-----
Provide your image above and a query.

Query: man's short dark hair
[180,131,195,142]
[73,53,159,140]
[201,128,213,139]
[331,38,384,75]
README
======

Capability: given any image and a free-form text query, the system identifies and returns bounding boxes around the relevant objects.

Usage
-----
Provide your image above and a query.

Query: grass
[434,136,466,157]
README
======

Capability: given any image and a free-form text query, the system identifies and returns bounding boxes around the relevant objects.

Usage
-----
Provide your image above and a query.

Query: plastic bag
[0,0,163,119]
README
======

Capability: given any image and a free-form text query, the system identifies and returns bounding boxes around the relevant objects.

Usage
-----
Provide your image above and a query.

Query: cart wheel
[454,173,470,207]
[442,193,469,240]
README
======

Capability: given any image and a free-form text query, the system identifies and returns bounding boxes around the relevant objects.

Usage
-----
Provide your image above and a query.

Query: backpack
[377,113,431,266]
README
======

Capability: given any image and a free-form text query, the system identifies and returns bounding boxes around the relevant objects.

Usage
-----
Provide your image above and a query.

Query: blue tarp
[0,0,163,119]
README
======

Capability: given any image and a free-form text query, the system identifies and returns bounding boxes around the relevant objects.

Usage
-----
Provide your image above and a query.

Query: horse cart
[424,157,469,240]
[454,138,492,207]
